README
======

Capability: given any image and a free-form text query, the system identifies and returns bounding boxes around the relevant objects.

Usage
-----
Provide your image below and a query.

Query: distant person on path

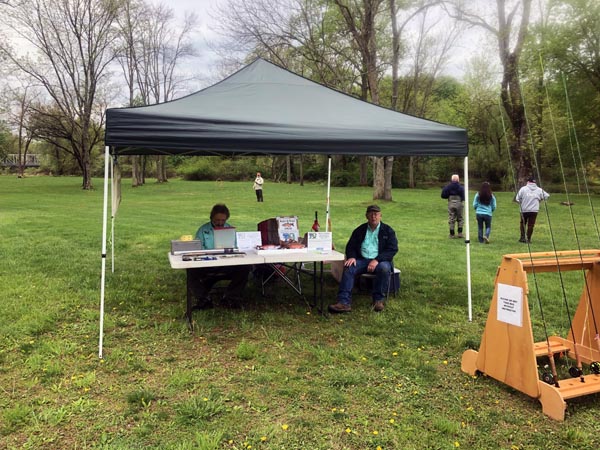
[189,204,250,308]
[473,182,496,244]
[441,174,465,239]
[253,172,264,202]
[515,177,550,243]
[328,205,398,313]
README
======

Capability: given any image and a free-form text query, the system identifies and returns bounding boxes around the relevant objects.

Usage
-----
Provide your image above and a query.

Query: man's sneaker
[373,301,385,312]
[457,233,464,239]
[328,302,351,313]
[448,234,455,239]
[483,236,489,244]
[518,238,527,243]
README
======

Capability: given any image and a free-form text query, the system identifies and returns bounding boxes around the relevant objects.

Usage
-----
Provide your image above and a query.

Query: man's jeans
[337,259,392,305]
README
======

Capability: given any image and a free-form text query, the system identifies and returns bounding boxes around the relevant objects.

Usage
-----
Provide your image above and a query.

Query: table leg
[185,269,194,331]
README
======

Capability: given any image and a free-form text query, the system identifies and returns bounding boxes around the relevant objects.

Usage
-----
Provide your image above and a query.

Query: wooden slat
[557,374,600,400]
[533,340,571,357]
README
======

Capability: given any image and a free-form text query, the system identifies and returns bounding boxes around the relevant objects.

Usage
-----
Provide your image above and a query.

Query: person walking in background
[515,177,550,243]
[441,174,465,239]
[253,172,264,202]
[473,182,496,244]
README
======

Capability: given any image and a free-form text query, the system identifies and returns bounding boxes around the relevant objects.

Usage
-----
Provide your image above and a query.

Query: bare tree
[391,2,461,187]
[445,0,533,184]
[0,0,121,189]
[213,0,369,185]
[2,83,39,177]
[115,0,197,185]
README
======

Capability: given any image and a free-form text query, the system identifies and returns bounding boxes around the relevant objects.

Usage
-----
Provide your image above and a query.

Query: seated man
[329,205,398,313]
[189,204,250,308]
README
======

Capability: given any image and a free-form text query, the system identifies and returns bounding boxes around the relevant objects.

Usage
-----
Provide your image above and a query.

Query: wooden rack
[461,250,600,420]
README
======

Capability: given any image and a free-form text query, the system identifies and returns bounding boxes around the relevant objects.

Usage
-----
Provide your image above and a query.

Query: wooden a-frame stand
[462,250,600,421]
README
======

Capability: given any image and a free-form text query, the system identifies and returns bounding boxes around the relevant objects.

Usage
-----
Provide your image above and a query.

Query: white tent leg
[99,146,110,359]
[464,156,472,322]
[325,157,331,232]
[110,156,115,273]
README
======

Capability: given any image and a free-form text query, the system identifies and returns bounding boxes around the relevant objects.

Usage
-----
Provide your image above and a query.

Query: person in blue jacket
[441,174,465,239]
[328,205,398,313]
[473,182,497,244]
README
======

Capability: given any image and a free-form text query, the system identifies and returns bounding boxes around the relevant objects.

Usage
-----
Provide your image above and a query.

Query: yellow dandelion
[203,397,209,401]
[345,428,352,433]
[306,311,311,315]
[372,430,378,435]
[392,412,397,416]
[466,406,474,411]
[228,440,233,444]
[261,436,267,441]
[392,352,398,356]
[377,447,382,450]
[443,360,448,365]
[282,424,289,431]
[461,421,466,428]
[389,418,395,424]
[332,407,337,412]
[454,442,460,447]
[361,357,367,361]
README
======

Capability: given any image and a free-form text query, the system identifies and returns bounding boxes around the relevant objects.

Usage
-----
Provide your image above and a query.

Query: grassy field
[2,175,600,449]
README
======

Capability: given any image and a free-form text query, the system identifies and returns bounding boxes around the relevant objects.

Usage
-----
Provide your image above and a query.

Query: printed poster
[497,283,523,327]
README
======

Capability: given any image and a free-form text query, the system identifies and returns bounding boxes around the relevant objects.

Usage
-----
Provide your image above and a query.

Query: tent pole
[99,146,110,359]
[110,156,115,273]
[464,156,472,322]
[326,157,331,232]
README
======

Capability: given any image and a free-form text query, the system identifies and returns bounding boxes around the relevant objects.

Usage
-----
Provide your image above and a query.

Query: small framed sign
[307,232,333,253]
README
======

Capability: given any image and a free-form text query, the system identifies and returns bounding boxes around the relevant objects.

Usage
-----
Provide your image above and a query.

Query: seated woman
[189,204,250,308]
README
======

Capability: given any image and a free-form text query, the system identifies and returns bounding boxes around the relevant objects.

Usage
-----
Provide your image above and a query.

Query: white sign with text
[497,283,523,327]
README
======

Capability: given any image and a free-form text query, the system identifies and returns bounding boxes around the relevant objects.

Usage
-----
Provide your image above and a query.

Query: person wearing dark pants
[515,177,549,243]
[473,182,496,244]
[253,172,264,202]
[328,205,398,313]
[441,174,465,239]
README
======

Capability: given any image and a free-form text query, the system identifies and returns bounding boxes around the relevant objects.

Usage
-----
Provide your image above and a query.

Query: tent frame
[98,147,472,358]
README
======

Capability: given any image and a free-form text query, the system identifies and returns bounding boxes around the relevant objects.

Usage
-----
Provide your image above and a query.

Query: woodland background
[0,0,599,197]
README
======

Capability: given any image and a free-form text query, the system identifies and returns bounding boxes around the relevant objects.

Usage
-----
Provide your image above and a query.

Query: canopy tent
[105,58,467,157]
[101,58,470,357]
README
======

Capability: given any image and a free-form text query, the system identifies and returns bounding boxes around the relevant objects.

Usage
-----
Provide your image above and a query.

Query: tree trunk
[156,155,168,183]
[299,154,304,186]
[409,157,416,188]
[373,157,385,199]
[132,156,143,187]
[359,156,368,186]
[286,155,292,183]
[383,156,393,200]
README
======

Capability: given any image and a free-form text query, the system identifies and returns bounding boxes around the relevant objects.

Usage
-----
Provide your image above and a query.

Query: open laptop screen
[213,227,237,249]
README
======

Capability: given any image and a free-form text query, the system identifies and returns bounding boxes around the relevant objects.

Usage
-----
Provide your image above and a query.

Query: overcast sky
[161,0,492,93]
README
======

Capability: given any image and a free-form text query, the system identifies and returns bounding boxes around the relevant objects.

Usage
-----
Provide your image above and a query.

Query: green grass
[2,175,600,449]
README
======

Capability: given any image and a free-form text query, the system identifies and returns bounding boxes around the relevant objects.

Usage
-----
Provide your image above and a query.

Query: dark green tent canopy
[105,58,468,157]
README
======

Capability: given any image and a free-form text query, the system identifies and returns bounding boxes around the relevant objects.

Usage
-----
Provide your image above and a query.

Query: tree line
[0,0,599,197]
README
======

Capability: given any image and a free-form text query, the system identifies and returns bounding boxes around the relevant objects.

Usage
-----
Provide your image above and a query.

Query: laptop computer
[213,227,237,250]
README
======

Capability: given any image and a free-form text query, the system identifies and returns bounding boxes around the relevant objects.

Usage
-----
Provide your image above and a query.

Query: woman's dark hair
[210,203,230,220]
[478,182,492,205]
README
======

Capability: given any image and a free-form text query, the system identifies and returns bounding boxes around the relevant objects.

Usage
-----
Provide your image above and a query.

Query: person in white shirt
[253,172,264,202]
[515,177,549,243]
